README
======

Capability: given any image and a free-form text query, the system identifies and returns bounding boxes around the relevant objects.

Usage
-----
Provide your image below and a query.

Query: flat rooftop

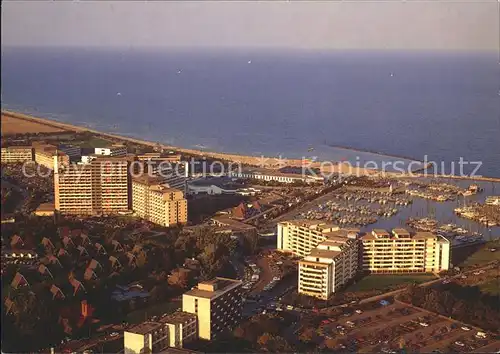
[372,229,391,236]
[282,219,339,230]
[2,145,33,149]
[159,348,203,354]
[184,277,242,299]
[318,237,348,247]
[126,321,161,335]
[93,154,136,162]
[362,229,437,241]
[337,228,362,236]
[241,167,307,179]
[189,177,240,188]
[35,202,55,212]
[159,311,197,325]
[211,216,256,231]
[132,175,166,186]
[138,153,182,159]
[308,248,341,259]
[392,228,411,235]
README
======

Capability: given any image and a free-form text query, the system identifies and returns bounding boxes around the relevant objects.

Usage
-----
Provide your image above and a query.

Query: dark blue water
[2,47,499,176]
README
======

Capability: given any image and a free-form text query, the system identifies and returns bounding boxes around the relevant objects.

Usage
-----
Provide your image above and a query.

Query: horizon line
[1,45,499,55]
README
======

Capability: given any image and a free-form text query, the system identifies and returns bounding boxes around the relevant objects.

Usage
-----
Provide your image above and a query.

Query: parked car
[476,331,487,339]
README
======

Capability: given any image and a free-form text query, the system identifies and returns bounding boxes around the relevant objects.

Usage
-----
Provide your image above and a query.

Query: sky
[1,1,499,52]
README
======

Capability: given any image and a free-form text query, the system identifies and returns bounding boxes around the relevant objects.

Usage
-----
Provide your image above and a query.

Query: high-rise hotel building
[124,311,198,353]
[132,176,188,227]
[278,220,451,300]
[140,160,188,192]
[54,156,131,215]
[182,278,243,341]
[33,143,70,170]
[94,144,128,157]
[1,146,34,163]
[361,228,450,273]
[277,220,340,257]
[298,229,360,300]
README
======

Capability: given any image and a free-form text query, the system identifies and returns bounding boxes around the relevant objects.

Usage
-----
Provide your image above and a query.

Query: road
[318,262,499,311]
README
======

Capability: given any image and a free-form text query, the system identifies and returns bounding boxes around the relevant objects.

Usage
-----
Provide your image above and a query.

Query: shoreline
[2,110,500,182]
[1,110,377,175]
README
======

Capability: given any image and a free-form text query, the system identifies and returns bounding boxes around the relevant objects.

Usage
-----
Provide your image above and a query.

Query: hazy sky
[2,1,499,52]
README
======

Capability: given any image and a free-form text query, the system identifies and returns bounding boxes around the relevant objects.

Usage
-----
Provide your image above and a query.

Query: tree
[3,288,61,351]
[233,326,245,339]
[136,250,148,268]
[257,333,271,348]
[168,269,189,289]
[258,334,292,353]
[299,327,315,343]
[241,231,259,256]
[325,338,339,349]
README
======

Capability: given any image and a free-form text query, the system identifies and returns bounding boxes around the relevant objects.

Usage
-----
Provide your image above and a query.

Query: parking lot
[242,250,298,293]
[300,299,499,353]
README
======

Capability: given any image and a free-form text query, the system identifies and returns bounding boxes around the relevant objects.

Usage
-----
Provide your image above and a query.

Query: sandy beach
[2,110,500,183]
[2,110,383,175]
[1,113,66,135]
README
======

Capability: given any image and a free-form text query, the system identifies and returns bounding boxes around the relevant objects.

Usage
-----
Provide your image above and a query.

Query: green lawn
[346,274,437,292]
[460,240,500,268]
[126,300,180,324]
[77,137,113,148]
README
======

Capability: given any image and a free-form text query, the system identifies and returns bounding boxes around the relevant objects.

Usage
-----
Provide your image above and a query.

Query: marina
[287,177,500,241]
[296,187,412,226]
[406,217,484,247]
[485,196,500,206]
[369,178,500,239]
[455,204,500,227]
[404,180,471,202]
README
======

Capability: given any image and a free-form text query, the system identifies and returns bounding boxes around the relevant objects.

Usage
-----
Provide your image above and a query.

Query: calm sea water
[1,47,499,176]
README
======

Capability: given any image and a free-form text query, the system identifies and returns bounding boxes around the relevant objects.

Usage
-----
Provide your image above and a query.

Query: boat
[468,184,483,193]
[485,196,500,206]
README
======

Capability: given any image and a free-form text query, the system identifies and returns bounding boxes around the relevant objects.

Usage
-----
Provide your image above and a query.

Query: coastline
[2,109,500,182]
[1,110,378,175]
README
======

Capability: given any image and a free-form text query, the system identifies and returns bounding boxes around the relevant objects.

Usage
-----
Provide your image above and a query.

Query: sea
[1,47,499,177]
